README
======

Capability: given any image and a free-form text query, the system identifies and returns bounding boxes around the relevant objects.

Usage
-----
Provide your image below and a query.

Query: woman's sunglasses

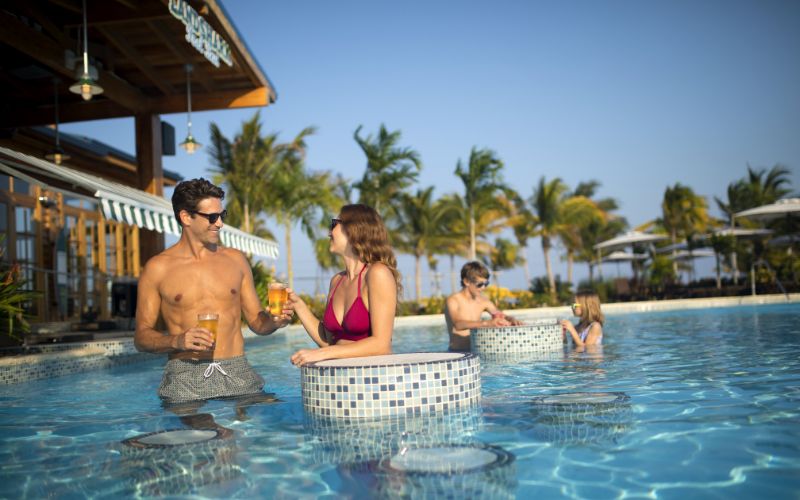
[192,210,227,224]
[330,218,342,231]
[571,303,582,309]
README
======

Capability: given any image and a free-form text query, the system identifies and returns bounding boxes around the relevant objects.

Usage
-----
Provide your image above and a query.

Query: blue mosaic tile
[470,319,562,356]
[301,353,481,419]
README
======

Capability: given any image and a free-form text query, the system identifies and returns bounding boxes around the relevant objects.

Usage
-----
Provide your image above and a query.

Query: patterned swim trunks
[158,355,265,404]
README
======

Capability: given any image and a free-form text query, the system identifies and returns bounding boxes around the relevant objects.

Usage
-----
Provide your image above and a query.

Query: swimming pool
[1,303,798,498]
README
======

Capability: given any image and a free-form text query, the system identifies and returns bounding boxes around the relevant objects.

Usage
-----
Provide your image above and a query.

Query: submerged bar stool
[300,352,481,418]
[529,392,633,445]
[470,318,563,357]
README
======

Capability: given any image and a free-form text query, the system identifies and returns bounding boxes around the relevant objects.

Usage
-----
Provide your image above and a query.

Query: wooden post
[135,113,165,267]
[97,217,109,319]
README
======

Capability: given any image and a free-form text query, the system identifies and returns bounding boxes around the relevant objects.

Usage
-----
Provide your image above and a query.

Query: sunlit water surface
[1,303,798,498]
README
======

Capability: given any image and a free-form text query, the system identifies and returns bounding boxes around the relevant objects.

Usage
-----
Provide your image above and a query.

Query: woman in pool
[287,204,401,366]
[561,291,605,346]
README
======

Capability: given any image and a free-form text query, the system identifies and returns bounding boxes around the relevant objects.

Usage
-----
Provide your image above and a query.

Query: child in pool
[561,291,604,346]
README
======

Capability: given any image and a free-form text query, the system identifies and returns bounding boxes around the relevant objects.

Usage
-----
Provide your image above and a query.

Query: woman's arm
[291,264,396,366]
[287,275,339,347]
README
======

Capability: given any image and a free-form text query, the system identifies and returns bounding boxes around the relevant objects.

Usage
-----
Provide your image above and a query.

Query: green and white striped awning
[0,146,279,259]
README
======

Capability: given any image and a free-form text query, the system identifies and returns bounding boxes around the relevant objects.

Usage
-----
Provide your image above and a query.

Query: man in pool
[134,178,291,408]
[444,261,522,351]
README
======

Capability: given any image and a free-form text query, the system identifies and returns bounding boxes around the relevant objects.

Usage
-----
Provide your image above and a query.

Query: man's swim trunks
[158,355,265,404]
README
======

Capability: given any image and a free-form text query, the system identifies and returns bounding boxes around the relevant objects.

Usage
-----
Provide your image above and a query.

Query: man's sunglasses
[473,280,490,289]
[192,210,227,224]
[330,218,342,231]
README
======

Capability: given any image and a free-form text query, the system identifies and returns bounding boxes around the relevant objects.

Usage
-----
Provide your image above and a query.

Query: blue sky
[63,0,800,296]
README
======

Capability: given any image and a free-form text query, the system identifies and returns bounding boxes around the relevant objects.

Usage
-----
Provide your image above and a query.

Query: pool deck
[2,293,798,385]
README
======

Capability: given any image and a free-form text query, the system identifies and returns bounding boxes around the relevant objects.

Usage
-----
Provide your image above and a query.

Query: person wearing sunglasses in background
[444,261,522,351]
[560,291,605,347]
[134,178,292,414]
[286,204,401,366]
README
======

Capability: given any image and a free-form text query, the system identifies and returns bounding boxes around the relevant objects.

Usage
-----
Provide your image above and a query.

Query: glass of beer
[268,282,288,316]
[197,313,219,345]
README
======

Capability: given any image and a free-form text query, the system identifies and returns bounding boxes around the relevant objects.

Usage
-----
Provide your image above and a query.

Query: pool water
[1,303,799,498]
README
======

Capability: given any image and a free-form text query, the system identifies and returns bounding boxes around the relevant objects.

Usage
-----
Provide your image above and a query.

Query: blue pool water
[1,303,799,498]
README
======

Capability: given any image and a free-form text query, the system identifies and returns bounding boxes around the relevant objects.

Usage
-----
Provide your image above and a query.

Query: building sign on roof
[169,0,233,68]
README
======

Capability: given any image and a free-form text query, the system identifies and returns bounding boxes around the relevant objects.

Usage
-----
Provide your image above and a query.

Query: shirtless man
[134,178,289,406]
[444,261,522,351]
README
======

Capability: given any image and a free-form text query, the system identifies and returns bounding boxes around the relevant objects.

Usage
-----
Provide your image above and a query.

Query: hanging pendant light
[45,79,70,165]
[179,64,201,154]
[69,0,103,101]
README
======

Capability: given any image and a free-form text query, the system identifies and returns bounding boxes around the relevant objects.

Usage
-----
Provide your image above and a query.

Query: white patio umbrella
[593,231,666,280]
[668,248,715,283]
[734,198,800,221]
[602,250,648,277]
[593,231,669,251]
[697,227,773,288]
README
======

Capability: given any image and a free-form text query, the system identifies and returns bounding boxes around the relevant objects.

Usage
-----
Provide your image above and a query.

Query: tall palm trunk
[243,198,250,233]
[415,253,422,302]
[542,238,556,303]
[450,255,457,293]
[520,247,531,287]
[671,230,678,278]
[588,262,595,284]
[469,207,476,260]
[714,251,722,290]
[566,250,574,289]
[284,220,293,289]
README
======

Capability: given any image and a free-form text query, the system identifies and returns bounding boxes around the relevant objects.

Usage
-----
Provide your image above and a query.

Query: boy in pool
[444,261,522,351]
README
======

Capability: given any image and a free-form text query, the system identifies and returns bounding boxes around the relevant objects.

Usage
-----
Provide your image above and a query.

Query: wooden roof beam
[0,9,150,113]
[146,19,215,93]
[97,25,175,96]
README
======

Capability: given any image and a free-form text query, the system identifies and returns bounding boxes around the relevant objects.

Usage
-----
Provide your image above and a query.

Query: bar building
[0,0,278,333]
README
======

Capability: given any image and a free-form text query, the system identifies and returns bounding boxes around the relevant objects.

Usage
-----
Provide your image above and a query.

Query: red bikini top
[322,265,371,342]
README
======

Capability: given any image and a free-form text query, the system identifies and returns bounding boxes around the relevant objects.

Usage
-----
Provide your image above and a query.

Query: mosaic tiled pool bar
[470,318,563,356]
[300,352,481,418]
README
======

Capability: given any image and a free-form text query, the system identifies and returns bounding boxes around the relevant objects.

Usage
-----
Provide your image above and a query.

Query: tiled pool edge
[394,293,800,326]
[3,294,798,385]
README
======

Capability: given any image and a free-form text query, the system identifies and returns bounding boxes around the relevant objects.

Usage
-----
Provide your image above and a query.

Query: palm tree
[436,194,471,293]
[264,128,341,289]
[569,181,627,284]
[352,124,421,220]
[454,147,507,260]
[485,238,522,289]
[394,187,458,301]
[208,111,279,234]
[661,183,710,277]
[530,176,569,303]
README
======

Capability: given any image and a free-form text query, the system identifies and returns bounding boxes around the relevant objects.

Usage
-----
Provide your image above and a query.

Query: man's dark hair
[171,178,225,224]
[460,261,489,287]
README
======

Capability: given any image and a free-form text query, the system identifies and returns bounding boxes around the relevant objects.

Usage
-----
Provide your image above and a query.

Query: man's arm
[134,258,213,353]
[238,251,289,335]
[446,296,505,331]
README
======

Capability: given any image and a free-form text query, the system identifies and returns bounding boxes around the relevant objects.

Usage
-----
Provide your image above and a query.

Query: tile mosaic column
[470,318,563,356]
[301,352,481,419]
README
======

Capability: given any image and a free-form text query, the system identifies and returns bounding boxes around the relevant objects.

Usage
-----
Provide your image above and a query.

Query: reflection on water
[309,410,517,498]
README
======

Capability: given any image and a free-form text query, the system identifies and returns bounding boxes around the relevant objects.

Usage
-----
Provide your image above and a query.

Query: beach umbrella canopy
[601,251,649,263]
[593,231,668,251]
[704,227,773,239]
[668,248,716,261]
[735,198,800,221]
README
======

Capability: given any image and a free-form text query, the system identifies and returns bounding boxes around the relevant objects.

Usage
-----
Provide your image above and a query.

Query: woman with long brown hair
[561,290,605,346]
[287,204,401,366]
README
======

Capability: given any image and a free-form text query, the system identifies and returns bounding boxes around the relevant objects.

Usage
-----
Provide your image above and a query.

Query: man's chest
[159,264,242,307]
